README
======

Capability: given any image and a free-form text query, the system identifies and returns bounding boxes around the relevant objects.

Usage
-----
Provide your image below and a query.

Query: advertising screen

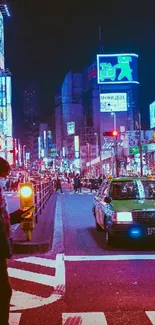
[67,121,75,135]
[97,53,139,84]
[100,93,127,112]
[150,101,155,129]
[0,12,4,70]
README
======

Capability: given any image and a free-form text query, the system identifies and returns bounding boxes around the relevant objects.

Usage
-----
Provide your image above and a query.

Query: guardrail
[33,181,54,223]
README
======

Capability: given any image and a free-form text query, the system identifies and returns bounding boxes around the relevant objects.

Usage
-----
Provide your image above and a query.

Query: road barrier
[33,180,54,223]
[19,180,54,241]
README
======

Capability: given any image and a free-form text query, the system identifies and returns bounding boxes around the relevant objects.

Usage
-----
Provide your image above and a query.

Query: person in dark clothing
[0,157,26,325]
[73,174,79,193]
[55,177,63,193]
[77,176,82,193]
[98,175,103,187]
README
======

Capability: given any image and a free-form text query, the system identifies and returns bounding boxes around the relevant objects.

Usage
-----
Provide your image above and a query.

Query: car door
[97,185,109,228]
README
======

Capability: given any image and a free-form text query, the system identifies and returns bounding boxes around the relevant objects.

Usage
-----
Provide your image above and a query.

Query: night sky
[3,0,155,133]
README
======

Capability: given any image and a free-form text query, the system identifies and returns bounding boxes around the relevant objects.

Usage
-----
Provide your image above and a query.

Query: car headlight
[116,212,132,222]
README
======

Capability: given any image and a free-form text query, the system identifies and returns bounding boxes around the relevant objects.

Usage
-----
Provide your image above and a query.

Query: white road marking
[62,312,107,325]
[15,256,56,268]
[146,311,155,324]
[64,254,155,261]
[9,312,22,325]
[52,195,64,253]
[10,254,66,311]
[8,267,56,286]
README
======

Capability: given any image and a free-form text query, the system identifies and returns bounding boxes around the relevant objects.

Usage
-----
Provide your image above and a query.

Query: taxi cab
[93,176,155,246]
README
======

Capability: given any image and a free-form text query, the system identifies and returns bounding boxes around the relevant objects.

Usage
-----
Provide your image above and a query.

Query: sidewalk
[12,192,57,254]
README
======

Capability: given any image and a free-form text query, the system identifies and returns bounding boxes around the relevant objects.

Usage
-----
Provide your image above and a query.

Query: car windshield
[109,180,155,200]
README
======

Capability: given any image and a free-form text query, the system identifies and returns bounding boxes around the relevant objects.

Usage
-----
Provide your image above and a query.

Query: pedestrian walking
[73,174,79,193]
[77,176,82,193]
[0,157,27,325]
[55,177,63,193]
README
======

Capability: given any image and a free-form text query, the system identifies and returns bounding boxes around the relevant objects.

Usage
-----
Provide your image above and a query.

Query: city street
[8,189,155,324]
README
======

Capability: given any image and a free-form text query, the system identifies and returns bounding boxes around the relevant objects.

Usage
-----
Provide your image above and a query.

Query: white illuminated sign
[67,121,75,135]
[150,101,155,129]
[100,93,127,112]
[38,136,41,159]
[74,135,80,158]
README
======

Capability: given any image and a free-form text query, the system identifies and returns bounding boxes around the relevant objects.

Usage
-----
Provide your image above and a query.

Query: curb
[12,240,51,254]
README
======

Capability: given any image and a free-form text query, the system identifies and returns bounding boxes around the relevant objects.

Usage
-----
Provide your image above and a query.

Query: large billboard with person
[97,53,139,85]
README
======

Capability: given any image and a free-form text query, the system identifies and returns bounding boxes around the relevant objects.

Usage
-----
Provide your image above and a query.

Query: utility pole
[114,133,119,177]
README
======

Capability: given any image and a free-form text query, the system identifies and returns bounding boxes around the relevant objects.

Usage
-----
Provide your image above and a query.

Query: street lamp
[94,133,99,157]
[139,112,143,177]
[111,113,118,177]
[111,112,117,130]
[86,142,91,174]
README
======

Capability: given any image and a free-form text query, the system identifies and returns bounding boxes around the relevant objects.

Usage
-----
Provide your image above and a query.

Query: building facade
[54,52,140,174]
[0,7,13,164]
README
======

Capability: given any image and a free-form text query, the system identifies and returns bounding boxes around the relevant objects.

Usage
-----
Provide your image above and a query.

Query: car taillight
[112,212,117,221]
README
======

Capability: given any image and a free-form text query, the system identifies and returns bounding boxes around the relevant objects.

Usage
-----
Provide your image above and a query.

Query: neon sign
[97,54,139,84]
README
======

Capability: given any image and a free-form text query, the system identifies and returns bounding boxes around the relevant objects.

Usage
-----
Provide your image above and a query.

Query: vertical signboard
[74,135,80,158]
[0,12,4,70]
[6,76,12,137]
[7,136,13,165]
[67,121,75,135]
[150,101,155,129]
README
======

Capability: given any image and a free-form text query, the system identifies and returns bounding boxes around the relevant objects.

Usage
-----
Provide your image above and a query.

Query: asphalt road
[7,188,155,324]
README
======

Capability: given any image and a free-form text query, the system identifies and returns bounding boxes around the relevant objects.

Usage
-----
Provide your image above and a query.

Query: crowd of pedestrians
[53,174,105,193]
[4,173,25,192]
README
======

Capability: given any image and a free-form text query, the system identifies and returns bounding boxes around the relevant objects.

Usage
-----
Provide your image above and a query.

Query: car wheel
[104,225,115,247]
[95,218,103,231]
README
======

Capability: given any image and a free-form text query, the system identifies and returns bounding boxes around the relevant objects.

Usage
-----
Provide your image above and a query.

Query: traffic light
[103,131,118,136]
[9,149,18,153]
[19,183,34,241]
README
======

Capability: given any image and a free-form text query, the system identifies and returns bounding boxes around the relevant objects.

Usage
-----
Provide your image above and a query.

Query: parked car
[93,176,155,246]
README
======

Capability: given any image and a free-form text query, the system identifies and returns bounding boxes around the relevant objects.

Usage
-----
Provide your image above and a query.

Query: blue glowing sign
[97,54,139,84]
[150,101,155,129]
[0,12,4,70]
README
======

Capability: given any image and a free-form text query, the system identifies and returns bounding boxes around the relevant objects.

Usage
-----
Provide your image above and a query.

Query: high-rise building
[55,70,83,156]
[54,51,140,174]
[23,83,40,123]
[23,83,41,164]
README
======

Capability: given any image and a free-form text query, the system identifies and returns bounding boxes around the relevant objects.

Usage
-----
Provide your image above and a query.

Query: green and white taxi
[93,176,155,245]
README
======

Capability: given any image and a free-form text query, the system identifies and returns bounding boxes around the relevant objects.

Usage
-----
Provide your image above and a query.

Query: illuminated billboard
[97,53,139,84]
[150,101,155,129]
[0,12,4,70]
[67,121,75,135]
[6,76,12,137]
[74,135,80,158]
[100,93,127,112]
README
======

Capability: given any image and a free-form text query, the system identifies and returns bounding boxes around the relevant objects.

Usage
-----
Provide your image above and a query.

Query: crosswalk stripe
[62,312,107,325]
[64,254,155,261]
[15,256,57,268]
[9,312,22,325]
[146,311,155,324]
[8,267,56,287]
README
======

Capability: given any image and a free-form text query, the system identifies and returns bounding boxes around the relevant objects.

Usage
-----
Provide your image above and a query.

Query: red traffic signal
[10,149,18,153]
[103,131,118,136]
